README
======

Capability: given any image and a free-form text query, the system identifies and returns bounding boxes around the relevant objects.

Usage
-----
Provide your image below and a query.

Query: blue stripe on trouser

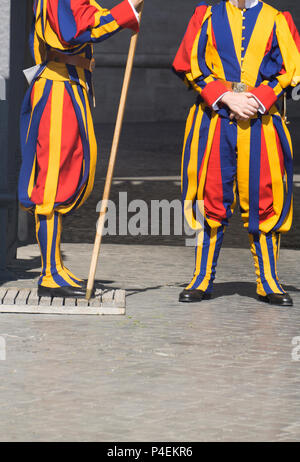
[36,212,80,288]
[248,119,261,235]
[19,79,52,208]
[265,232,284,293]
[250,231,284,295]
[189,222,225,292]
[188,226,284,295]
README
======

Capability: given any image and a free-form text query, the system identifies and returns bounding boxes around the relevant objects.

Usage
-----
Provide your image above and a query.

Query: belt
[46,50,96,72]
[222,81,255,93]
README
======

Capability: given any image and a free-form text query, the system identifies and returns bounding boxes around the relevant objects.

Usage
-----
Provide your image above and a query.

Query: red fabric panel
[30,82,35,106]
[47,1,138,42]
[201,80,228,108]
[55,87,83,203]
[250,85,277,112]
[203,118,226,223]
[264,29,274,56]
[211,24,217,50]
[69,0,98,37]
[283,11,300,52]
[111,0,139,33]
[30,86,84,206]
[172,4,208,74]
[47,0,98,43]
[47,0,64,42]
[259,128,274,223]
[31,87,53,205]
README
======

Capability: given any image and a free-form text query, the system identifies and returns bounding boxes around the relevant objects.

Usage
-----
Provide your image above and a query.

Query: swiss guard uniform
[173,0,300,305]
[18,0,139,297]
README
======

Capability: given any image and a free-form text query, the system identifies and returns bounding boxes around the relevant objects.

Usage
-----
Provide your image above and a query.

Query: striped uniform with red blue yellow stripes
[18,0,139,288]
[173,0,300,296]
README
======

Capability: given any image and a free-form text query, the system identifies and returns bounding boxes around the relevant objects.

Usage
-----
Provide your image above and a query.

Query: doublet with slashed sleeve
[173,1,300,295]
[18,0,139,216]
[173,0,300,235]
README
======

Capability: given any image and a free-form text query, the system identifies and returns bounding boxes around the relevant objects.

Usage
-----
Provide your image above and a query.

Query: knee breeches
[182,103,293,235]
[182,104,293,295]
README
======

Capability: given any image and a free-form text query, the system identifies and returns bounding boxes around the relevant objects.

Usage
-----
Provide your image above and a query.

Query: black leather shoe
[179,289,212,303]
[38,285,94,299]
[258,293,293,306]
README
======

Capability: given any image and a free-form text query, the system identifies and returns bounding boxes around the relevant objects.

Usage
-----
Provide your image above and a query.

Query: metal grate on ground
[0,287,125,315]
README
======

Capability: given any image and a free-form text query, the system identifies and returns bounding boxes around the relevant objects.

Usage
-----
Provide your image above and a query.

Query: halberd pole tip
[85,289,93,301]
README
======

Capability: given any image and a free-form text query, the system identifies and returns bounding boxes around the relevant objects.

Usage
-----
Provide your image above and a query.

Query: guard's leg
[181,115,237,300]
[186,222,225,293]
[249,231,285,296]
[52,212,84,283]
[249,231,292,305]
[35,211,82,288]
[236,117,293,305]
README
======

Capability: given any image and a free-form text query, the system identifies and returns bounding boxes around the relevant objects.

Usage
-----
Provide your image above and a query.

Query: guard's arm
[172,3,208,83]
[248,12,300,114]
[172,3,230,110]
[47,0,140,45]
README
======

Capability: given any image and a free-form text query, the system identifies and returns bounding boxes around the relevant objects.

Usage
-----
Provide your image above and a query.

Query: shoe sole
[258,295,293,307]
[179,294,212,303]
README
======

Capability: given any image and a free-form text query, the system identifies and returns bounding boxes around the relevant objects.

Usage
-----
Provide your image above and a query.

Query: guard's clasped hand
[220,92,260,121]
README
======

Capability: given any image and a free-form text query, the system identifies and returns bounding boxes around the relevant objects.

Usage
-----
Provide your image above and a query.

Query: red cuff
[111,1,139,33]
[201,80,229,107]
[249,85,277,113]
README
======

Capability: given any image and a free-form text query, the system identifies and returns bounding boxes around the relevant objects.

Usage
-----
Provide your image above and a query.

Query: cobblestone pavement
[0,243,300,442]
[2,121,300,442]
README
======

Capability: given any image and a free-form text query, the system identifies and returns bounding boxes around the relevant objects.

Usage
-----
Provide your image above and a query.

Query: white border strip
[0,75,6,101]
[109,175,300,183]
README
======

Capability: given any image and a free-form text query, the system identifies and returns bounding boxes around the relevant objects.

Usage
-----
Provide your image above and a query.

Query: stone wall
[0,0,10,78]
[11,0,300,124]
[0,0,29,273]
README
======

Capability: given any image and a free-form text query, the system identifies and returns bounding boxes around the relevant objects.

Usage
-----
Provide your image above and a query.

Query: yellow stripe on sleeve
[91,11,121,40]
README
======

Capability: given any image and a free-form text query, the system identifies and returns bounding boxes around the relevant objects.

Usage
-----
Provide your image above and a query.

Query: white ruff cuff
[127,0,140,23]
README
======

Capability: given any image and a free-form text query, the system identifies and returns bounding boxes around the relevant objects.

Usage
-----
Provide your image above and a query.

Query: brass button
[241,47,245,51]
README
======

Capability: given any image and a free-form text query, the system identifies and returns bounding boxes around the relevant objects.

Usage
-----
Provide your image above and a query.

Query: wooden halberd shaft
[86,5,144,300]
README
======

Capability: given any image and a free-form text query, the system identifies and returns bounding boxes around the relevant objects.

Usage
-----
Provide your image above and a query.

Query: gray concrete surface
[0,242,299,442]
